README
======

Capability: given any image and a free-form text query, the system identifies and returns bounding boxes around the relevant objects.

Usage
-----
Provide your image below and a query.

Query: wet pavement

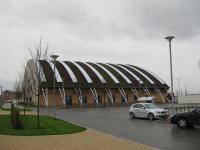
[40,107,200,150]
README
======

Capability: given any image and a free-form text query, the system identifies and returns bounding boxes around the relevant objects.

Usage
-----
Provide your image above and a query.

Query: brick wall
[38,88,167,107]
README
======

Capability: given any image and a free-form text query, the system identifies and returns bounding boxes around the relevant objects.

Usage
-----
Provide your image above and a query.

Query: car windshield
[144,103,159,109]
[192,106,200,112]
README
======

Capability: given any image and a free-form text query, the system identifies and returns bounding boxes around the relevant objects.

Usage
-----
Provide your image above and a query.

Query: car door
[135,104,146,118]
[139,104,148,118]
[132,104,140,117]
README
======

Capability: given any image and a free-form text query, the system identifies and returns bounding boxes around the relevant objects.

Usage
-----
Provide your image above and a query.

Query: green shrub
[10,104,23,129]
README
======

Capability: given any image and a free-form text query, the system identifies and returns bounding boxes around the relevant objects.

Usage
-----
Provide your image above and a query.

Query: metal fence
[158,103,199,115]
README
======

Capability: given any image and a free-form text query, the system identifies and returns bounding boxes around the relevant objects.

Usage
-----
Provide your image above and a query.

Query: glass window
[132,104,138,108]
[195,107,200,113]
[82,96,87,104]
[65,95,72,105]
[133,104,142,108]
[98,95,102,103]
[112,95,115,103]
[29,97,32,102]
[137,104,144,108]
[144,103,159,109]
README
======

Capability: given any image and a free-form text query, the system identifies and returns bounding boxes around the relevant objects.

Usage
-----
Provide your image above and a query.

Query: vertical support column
[46,88,48,106]
[105,89,114,104]
[75,88,83,105]
[90,88,99,104]
[59,88,65,105]
[131,88,139,99]
[63,88,65,105]
[118,88,128,103]
[42,88,48,106]
[145,88,151,96]
[143,88,149,96]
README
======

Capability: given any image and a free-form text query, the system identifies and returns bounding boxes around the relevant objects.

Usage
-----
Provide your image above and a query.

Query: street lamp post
[177,77,181,96]
[62,78,65,107]
[165,36,175,103]
[184,83,188,96]
[50,55,59,120]
[138,80,141,98]
[0,86,2,106]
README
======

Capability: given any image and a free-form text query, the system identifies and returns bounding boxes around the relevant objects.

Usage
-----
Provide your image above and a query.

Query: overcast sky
[0,0,200,94]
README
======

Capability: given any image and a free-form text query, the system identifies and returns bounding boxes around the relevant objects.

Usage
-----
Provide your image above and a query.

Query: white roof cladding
[116,64,143,84]
[95,63,120,84]
[105,64,132,84]
[140,66,165,84]
[36,60,168,89]
[83,62,106,83]
[125,65,155,84]
[47,60,63,82]
[60,61,78,83]
[71,62,93,83]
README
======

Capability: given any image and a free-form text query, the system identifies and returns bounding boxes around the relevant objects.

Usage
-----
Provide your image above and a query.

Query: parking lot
[40,107,200,150]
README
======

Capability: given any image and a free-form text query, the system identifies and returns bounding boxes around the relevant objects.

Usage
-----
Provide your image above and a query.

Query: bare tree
[23,38,50,128]
[21,68,31,116]
[14,74,23,109]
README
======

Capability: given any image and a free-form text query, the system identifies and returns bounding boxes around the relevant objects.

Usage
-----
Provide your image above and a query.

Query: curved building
[24,60,169,107]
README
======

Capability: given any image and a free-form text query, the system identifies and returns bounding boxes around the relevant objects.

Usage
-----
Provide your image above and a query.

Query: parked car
[170,106,200,128]
[129,103,169,121]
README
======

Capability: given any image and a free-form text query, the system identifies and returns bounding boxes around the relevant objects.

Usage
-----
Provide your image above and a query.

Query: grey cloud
[2,0,200,41]
[126,0,200,40]
[0,0,139,41]
[0,0,200,92]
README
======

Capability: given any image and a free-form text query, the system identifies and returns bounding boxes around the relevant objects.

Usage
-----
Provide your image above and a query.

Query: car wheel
[129,112,135,119]
[148,113,154,121]
[177,118,188,129]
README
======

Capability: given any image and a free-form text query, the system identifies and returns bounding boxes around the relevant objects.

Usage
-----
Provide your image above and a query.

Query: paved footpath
[0,110,157,150]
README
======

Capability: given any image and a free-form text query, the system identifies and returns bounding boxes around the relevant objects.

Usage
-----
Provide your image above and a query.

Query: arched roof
[37,60,168,89]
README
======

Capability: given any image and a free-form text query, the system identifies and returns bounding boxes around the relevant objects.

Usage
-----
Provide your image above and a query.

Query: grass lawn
[0,107,32,111]
[0,115,86,136]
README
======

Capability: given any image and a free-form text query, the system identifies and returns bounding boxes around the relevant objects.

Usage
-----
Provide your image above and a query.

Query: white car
[129,103,169,121]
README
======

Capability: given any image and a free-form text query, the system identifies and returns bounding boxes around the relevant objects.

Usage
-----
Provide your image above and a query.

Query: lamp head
[165,36,175,42]
[50,55,59,60]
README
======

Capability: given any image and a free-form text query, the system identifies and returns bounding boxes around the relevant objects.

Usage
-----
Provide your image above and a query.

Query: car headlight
[155,111,160,114]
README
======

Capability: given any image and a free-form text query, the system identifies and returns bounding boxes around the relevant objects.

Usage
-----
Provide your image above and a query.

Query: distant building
[3,90,16,102]
[178,94,200,104]
[24,60,169,107]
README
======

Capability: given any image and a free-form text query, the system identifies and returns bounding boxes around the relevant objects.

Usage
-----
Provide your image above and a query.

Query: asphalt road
[40,107,200,150]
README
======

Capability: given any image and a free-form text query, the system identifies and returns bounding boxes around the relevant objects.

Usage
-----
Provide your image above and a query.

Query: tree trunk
[37,94,40,128]
[23,93,25,116]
